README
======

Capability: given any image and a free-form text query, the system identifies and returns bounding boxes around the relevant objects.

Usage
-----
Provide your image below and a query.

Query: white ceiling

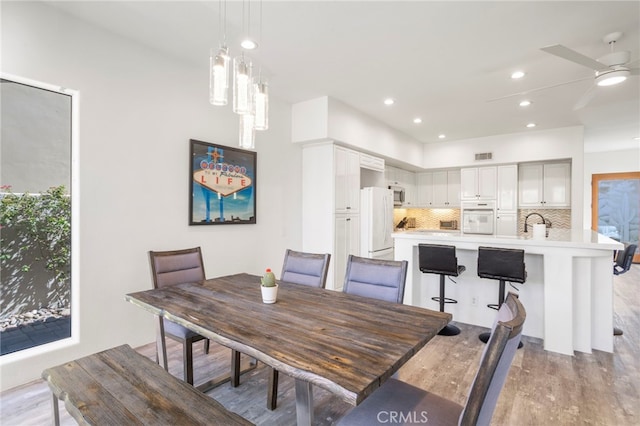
[47,1,640,152]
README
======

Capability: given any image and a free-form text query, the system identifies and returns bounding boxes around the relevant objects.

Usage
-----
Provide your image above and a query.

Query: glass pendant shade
[233,56,253,115]
[239,113,255,149]
[209,46,230,106]
[253,79,269,131]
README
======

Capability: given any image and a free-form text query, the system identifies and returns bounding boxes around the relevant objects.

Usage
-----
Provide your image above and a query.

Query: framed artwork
[189,139,256,225]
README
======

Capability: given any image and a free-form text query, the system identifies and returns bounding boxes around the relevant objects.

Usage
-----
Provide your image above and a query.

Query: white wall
[421,126,583,169]
[0,1,301,391]
[292,96,424,168]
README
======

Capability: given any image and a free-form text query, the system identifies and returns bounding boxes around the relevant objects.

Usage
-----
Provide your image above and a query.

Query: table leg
[294,379,313,426]
[51,393,60,426]
[156,317,168,370]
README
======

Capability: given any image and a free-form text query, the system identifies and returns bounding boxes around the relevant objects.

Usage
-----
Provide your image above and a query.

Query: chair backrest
[149,247,205,289]
[477,246,526,283]
[280,249,331,288]
[459,292,526,426]
[614,244,637,275]
[418,243,461,276]
[343,255,408,304]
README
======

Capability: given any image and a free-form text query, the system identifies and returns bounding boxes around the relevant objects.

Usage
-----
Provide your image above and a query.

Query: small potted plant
[260,268,278,304]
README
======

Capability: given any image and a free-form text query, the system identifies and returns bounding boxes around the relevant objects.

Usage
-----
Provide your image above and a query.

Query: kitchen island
[393,229,623,355]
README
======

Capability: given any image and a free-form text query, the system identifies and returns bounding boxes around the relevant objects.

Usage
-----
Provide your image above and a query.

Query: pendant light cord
[218,0,227,45]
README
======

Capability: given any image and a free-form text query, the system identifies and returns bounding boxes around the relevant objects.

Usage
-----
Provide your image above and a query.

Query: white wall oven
[462,201,496,235]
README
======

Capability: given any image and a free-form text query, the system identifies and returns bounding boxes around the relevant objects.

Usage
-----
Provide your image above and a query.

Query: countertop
[392,228,623,251]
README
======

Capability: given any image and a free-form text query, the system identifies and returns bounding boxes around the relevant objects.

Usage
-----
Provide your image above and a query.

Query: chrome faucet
[524,212,550,233]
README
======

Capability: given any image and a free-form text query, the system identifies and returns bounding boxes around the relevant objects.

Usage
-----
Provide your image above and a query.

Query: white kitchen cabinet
[416,169,460,208]
[496,212,518,236]
[335,146,360,213]
[519,162,571,208]
[400,169,416,207]
[415,172,434,207]
[460,166,496,200]
[497,165,518,212]
[385,166,398,186]
[433,170,461,207]
[359,152,385,172]
[334,214,360,292]
[496,165,518,236]
[302,143,362,291]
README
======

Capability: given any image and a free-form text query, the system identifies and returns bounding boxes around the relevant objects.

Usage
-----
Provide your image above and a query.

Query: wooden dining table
[125,273,451,426]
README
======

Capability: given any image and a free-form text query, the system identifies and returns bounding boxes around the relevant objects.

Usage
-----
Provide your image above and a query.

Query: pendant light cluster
[209,0,268,150]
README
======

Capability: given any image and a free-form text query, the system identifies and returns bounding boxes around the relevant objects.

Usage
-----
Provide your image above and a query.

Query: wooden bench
[42,344,253,425]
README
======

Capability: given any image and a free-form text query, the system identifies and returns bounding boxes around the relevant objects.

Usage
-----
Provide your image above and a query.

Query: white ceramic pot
[260,284,278,304]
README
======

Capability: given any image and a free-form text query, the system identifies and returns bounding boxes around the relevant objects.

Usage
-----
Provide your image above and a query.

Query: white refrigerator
[360,187,395,260]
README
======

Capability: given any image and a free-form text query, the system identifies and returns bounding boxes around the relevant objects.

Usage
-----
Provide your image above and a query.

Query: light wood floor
[1,264,638,425]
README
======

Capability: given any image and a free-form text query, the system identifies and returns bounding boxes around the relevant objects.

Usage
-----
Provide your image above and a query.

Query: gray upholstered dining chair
[337,292,526,426]
[280,249,331,288]
[343,255,408,304]
[267,249,331,409]
[149,247,225,386]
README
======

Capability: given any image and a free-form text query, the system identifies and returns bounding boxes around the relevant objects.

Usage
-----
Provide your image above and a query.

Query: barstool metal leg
[437,275,460,336]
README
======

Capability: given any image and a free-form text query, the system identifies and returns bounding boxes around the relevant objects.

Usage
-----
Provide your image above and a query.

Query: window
[0,75,78,355]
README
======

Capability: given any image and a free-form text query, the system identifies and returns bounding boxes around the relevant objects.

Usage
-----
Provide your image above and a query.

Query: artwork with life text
[189,139,256,225]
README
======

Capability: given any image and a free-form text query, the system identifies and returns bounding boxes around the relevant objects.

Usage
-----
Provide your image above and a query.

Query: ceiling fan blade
[486,76,591,103]
[573,84,597,111]
[541,44,610,72]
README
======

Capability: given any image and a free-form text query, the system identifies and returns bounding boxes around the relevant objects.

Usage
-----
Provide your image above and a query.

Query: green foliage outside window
[0,185,71,311]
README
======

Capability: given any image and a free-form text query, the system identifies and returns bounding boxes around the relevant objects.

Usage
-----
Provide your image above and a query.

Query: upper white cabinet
[460,166,497,200]
[519,162,571,208]
[496,165,518,212]
[433,170,461,207]
[415,172,433,207]
[359,153,385,172]
[415,170,460,208]
[385,166,399,186]
[335,146,361,213]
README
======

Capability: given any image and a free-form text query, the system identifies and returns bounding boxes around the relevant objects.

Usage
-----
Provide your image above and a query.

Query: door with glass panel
[591,172,639,263]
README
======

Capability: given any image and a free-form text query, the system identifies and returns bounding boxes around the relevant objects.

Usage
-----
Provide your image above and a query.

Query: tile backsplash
[393,207,571,232]
[518,209,571,232]
[394,208,461,229]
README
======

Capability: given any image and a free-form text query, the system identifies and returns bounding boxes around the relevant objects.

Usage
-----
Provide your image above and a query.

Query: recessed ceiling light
[384,98,395,105]
[511,71,525,79]
[413,118,422,124]
[526,123,536,128]
[519,100,532,107]
[438,134,446,139]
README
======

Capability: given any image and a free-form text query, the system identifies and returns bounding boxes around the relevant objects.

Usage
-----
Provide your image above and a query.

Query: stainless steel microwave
[389,185,405,206]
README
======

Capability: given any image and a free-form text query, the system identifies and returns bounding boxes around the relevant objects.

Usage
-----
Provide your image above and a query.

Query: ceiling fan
[489,32,639,109]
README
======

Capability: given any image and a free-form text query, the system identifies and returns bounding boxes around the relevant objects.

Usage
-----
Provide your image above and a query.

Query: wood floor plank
[2,264,638,425]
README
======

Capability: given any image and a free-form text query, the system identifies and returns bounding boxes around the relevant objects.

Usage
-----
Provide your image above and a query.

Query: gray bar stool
[477,246,526,347]
[418,243,465,336]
